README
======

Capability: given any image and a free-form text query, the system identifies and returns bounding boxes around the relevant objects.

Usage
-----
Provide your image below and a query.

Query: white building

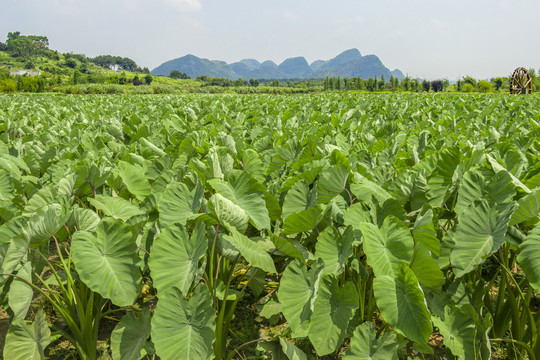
[9,70,41,76]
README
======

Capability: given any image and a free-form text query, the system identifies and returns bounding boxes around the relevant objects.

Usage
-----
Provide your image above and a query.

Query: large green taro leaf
[3,309,50,360]
[343,322,399,360]
[410,243,444,289]
[270,234,308,261]
[242,148,266,184]
[72,207,101,232]
[317,162,349,204]
[343,203,371,230]
[455,169,515,215]
[282,180,317,220]
[277,259,324,338]
[517,223,540,293]
[279,338,307,360]
[149,222,207,294]
[487,154,530,193]
[350,178,391,206]
[0,218,29,281]
[411,209,439,257]
[314,225,354,275]
[454,168,484,216]
[222,221,276,274]
[373,264,432,344]
[426,147,460,208]
[117,161,151,201]
[72,218,141,306]
[283,206,325,235]
[24,203,71,246]
[111,308,151,360]
[432,305,476,359]
[151,285,215,360]
[0,170,14,202]
[308,275,358,355]
[158,182,203,227]
[22,185,59,217]
[208,170,270,230]
[510,189,540,226]
[209,193,250,233]
[8,260,33,320]
[89,195,145,222]
[450,199,514,277]
[359,216,414,277]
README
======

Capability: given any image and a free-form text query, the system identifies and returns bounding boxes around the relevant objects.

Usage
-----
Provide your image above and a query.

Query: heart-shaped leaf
[72,218,141,306]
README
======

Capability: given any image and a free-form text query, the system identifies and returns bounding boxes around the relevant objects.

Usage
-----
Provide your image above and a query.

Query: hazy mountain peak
[238,59,261,70]
[152,50,403,80]
[260,60,277,68]
[337,48,362,59]
[278,57,312,77]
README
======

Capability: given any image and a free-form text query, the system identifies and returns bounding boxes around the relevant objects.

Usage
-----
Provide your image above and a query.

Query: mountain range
[151,49,404,80]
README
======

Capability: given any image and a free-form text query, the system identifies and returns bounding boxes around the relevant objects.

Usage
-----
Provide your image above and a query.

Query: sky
[1,0,539,79]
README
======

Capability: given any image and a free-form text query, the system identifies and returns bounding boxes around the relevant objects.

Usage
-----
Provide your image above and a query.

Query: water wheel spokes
[510,67,533,94]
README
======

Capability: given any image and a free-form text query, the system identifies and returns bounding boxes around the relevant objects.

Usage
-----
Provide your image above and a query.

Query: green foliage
[0,93,539,360]
[478,80,492,92]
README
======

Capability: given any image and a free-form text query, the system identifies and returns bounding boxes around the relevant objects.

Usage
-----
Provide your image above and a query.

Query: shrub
[0,79,17,92]
[477,80,492,93]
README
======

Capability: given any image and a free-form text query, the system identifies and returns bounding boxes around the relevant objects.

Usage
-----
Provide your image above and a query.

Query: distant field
[1,93,539,360]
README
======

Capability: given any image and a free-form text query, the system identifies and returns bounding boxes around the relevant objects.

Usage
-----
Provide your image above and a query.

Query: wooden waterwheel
[510,67,533,94]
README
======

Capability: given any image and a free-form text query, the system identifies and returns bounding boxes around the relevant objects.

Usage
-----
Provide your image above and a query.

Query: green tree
[336,77,343,90]
[401,76,411,91]
[431,80,443,92]
[144,74,153,85]
[410,79,420,92]
[477,80,492,93]
[0,79,17,92]
[463,83,475,92]
[132,76,142,86]
[169,70,182,79]
[462,75,476,87]
[249,78,260,87]
[366,77,375,92]
[118,72,127,85]
[5,32,49,57]
[528,68,537,91]
[422,79,430,92]
[65,58,78,68]
[378,74,385,90]
[493,78,503,91]
[73,70,81,85]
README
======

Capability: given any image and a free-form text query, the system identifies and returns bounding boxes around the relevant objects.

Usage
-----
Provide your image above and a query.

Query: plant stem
[490,338,536,360]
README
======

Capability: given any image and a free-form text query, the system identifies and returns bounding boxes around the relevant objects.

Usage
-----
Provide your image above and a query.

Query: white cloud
[160,0,201,12]
[283,11,297,20]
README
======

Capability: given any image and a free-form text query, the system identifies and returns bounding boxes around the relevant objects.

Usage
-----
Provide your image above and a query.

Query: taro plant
[1,92,540,360]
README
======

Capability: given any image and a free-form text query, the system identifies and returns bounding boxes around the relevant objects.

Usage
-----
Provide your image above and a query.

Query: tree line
[322,71,539,93]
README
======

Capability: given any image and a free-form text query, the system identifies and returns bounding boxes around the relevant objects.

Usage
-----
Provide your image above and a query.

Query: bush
[477,80,492,93]
[463,83,475,93]
[0,79,17,92]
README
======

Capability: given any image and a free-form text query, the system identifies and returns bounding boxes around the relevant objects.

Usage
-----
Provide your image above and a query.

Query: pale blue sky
[2,0,539,79]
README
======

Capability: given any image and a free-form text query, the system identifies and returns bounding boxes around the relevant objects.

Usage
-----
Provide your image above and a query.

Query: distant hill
[278,57,312,78]
[152,49,404,80]
[152,54,237,79]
